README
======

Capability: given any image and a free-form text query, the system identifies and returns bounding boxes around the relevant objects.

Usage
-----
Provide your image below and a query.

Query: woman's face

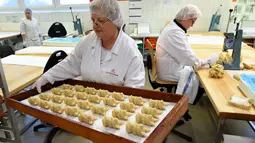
[25,12,31,19]
[91,10,118,40]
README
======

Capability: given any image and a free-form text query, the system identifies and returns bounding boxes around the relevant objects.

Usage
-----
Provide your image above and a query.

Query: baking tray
[6,79,188,143]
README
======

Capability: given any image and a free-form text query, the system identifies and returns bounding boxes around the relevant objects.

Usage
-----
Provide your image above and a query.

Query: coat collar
[173,19,187,33]
[91,30,122,56]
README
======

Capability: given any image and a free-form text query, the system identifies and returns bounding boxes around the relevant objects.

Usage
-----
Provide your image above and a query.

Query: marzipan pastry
[61,84,73,90]
[74,92,88,100]
[78,113,97,125]
[28,96,40,106]
[74,85,85,92]
[97,89,110,97]
[39,93,51,101]
[129,96,146,106]
[51,104,65,114]
[136,113,158,126]
[120,102,137,113]
[85,87,97,95]
[126,122,150,137]
[52,88,64,95]
[103,97,119,107]
[141,107,163,118]
[91,105,108,115]
[112,109,132,120]
[63,89,74,97]
[51,95,64,104]
[64,97,77,106]
[65,106,80,117]
[88,95,101,104]
[39,100,51,109]
[149,99,168,110]
[102,116,124,129]
[77,100,91,110]
[111,92,125,101]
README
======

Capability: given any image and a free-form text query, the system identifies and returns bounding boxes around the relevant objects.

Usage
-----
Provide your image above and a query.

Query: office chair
[33,50,67,143]
[146,40,193,142]
[48,22,67,38]
[0,45,14,58]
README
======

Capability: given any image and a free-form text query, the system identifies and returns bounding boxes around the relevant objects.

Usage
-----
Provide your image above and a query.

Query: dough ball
[61,84,73,90]
[209,64,225,79]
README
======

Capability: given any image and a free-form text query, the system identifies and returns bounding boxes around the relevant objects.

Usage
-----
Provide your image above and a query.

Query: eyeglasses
[91,18,109,27]
[190,19,195,26]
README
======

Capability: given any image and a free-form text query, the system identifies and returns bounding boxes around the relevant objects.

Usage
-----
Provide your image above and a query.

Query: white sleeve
[20,20,26,34]
[42,38,86,83]
[163,31,204,67]
[123,50,145,89]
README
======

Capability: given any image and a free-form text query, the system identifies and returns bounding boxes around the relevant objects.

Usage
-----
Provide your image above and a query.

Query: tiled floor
[2,71,255,143]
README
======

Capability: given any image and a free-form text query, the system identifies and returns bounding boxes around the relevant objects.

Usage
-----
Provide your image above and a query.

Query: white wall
[0,0,243,35]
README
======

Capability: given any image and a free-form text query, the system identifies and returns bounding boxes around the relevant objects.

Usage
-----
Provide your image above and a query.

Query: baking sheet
[21,87,176,143]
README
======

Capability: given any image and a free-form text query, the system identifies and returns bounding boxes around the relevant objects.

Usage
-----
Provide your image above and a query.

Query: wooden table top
[1,64,43,96]
[192,43,255,120]
[0,32,20,40]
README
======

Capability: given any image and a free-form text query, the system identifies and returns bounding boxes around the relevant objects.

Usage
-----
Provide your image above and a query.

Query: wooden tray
[6,79,188,143]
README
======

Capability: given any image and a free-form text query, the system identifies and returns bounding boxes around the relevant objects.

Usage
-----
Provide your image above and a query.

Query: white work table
[15,46,74,56]
[0,32,20,41]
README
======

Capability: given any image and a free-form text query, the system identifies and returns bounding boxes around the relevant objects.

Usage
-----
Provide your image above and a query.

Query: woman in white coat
[33,0,145,93]
[20,8,41,47]
[156,4,215,104]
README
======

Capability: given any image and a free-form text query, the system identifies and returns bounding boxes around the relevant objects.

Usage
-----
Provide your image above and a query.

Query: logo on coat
[106,69,118,76]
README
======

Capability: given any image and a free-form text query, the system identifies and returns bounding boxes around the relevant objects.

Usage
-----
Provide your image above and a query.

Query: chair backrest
[0,45,14,58]
[43,50,68,73]
[146,39,157,79]
[48,22,67,38]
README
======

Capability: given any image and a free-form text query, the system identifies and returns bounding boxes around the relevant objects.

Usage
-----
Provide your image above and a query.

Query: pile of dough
[112,109,132,120]
[149,99,168,110]
[65,106,80,117]
[77,100,91,110]
[218,52,232,63]
[74,92,88,100]
[39,100,51,109]
[85,87,97,95]
[102,116,124,129]
[28,96,40,106]
[52,88,64,95]
[91,105,108,115]
[97,89,110,97]
[74,85,85,92]
[64,97,77,106]
[78,113,97,125]
[39,93,51,101]
[136,113,158,126]
[120,102,137,113]
[111,92,125,101]
[51,95,64,104]
[141,107,163,118]
[233,74,241,81]
[61,84,73,90]
[51,104,65,114]
[88,95,101,104]
[126,122,150,137]
[209,64,224,78]
[129,96,146,106]
[63,89,74,97]
[103,97,119,107]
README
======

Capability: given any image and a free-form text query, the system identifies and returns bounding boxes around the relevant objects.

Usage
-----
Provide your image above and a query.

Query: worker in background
[33,0,145,92]
[156,4,217,104]
[20,8,41,47]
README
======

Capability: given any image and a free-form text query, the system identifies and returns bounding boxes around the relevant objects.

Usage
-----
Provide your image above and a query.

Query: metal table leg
[215,117,226,143]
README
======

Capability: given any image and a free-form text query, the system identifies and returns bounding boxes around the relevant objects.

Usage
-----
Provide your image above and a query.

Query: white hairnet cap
[24,8,32,14]
[175,4,202,20]
[89,0,123,28]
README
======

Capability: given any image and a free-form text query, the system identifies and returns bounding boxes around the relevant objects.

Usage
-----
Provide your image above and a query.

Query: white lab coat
[20,17,42,47]
[43,30,145,89]
[156,21,207,104]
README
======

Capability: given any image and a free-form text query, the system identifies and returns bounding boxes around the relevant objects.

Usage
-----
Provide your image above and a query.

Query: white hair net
[175,4,202,20]
[24,8,32,14]
[89,0,123,28]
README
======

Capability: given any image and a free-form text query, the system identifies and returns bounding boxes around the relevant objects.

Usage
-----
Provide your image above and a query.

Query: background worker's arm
[20,20,26,46]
